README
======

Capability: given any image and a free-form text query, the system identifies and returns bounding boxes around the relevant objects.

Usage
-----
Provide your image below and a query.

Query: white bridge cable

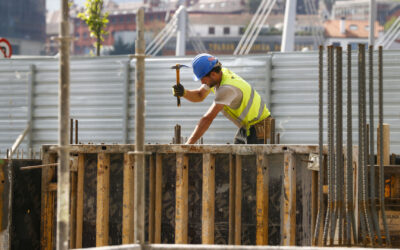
[146,16,177,55]
[146,6,184,56]
[233,0,269,55]
[384,27,400,49]
[236,0,274,55]
[309,0,324,46]
[375,16,400,49]
[305,0,324,47]
[243,0,277,55]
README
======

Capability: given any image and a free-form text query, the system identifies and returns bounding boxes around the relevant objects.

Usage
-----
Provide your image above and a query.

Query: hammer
[171,64,189,107]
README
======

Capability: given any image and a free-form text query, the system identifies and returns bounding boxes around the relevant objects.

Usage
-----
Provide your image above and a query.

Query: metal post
[336,46,343,245]
[134,7,146,244]
[281,0,297,52]
[57,0,71,249]
[123,61,130,144]
[176,5,187,56]
[27,64,35,153]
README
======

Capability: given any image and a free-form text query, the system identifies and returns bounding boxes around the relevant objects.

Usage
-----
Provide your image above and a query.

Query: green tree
[77,0,109,56]
[109,37,135,55]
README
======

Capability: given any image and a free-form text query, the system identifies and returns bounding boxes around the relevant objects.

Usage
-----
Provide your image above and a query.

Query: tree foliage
[77,0,109,56]
[108,37,135,55]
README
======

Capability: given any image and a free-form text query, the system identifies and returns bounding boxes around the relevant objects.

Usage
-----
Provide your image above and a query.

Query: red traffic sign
[0,38,12,58]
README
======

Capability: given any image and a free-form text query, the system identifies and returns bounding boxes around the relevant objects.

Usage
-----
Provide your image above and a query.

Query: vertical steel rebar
[323,45,333,245]
[336,46,344,245]
[369,45,383,245]
[346,44,357,245]
[379,46,391,246]
[313,45,325,246]
[358,44,368,245]
[75,120,78,144]
[57,0,71,249]
[134,7,146,244]
[360,44,375,246]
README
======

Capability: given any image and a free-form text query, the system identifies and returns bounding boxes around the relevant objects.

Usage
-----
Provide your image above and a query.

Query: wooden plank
[235,155,242,245]
[149,154,156,243]
[40,152,57,250]
[76,153,85,248]
[311,170,318,245]
[69,155,78,249]
[175,153,189,244]
[377,123,390,166]
[202,153,215,244]
[228,154,236,245]
[281,151,296,246]
[0,159,5,231]
[154,154,163,243]
[256,153,269,245]
[122,153,135,244]
[96,153,110,246]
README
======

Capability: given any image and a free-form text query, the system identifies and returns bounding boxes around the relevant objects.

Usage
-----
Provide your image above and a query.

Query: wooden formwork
[39,144,331,249]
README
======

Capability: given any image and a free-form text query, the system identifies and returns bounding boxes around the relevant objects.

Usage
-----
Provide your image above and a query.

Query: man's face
[201,72,219,88]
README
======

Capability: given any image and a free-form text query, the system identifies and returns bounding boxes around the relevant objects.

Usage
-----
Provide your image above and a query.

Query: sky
[46,0,143,11]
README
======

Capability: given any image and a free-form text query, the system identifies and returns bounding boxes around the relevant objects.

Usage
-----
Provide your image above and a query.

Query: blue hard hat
[191,53,218,81]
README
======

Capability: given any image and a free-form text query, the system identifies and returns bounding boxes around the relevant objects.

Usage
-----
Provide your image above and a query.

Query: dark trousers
[234,126,264,144]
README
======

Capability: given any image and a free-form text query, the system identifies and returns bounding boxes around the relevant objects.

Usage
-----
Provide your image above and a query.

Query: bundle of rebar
[313,45,390,247]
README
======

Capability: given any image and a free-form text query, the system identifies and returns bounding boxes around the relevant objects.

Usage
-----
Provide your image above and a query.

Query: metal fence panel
[1,51,400,156]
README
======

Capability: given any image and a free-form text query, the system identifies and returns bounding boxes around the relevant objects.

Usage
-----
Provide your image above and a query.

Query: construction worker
[172,53,271,144]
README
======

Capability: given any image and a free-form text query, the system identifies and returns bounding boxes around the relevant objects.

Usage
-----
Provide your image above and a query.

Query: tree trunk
[97,36,101,56]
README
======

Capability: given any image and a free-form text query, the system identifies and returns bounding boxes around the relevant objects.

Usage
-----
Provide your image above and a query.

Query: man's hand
[172,83,185,97]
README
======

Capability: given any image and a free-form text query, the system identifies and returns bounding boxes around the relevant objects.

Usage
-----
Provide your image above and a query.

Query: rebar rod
[379,46,391,246]
[358,44,368,245]
[323,45,333,245]
[336,46,344,245]
[360,44,375,246]
[329,45,337,246]
[369,45,382,245]
[313,45,325,246]
[346,44,357,245]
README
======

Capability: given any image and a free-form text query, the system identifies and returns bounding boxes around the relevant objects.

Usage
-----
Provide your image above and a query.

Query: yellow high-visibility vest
[211,68,270,135]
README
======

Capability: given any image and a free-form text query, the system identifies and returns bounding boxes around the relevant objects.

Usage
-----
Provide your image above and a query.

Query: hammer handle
[176,66,181,107]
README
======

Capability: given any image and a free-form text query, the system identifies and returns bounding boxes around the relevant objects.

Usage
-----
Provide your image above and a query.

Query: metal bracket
[306,153,319,171]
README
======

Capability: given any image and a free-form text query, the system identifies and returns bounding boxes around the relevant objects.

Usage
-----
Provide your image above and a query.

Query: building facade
[0,0,46,55]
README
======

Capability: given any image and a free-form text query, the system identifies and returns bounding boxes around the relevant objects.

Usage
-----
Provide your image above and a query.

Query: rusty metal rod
[313,45,325,246]
[358,44,368,245]
[20,163,59,170]
[369,45,382,245]
[379,46,391,246]
[75,119,78,144]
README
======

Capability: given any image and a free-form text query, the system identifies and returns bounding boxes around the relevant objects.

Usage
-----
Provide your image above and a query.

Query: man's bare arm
[183,86,210,102]
[186,103,224,144]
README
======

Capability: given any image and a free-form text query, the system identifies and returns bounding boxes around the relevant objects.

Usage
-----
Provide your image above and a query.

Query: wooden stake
[235,155,242,245]
[96,153,110,246]
[281,151,296,246]
[75,153,85,248]
[202,153,215,244]
[256,153,269,245]
[175,153,189,244]
[40,152,57,250]
[154,154,163,243]
[122,153,135,244]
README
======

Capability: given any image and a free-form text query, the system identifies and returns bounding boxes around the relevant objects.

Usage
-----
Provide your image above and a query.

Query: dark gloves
[172,83,185,97]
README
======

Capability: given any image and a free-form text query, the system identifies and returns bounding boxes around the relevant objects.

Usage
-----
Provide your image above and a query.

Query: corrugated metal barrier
[1,51,400,155]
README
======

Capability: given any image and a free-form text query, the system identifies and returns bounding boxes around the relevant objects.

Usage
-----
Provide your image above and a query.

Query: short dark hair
[205,61,222,77]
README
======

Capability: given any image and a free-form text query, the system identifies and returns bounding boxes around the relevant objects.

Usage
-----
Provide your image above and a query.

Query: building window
[209,27,215,35]
[223,27,230,35]
[239,27,245,35]
[349,24,358,30]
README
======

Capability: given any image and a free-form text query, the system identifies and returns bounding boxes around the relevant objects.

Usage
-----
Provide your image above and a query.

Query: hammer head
[170,64,189,70]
